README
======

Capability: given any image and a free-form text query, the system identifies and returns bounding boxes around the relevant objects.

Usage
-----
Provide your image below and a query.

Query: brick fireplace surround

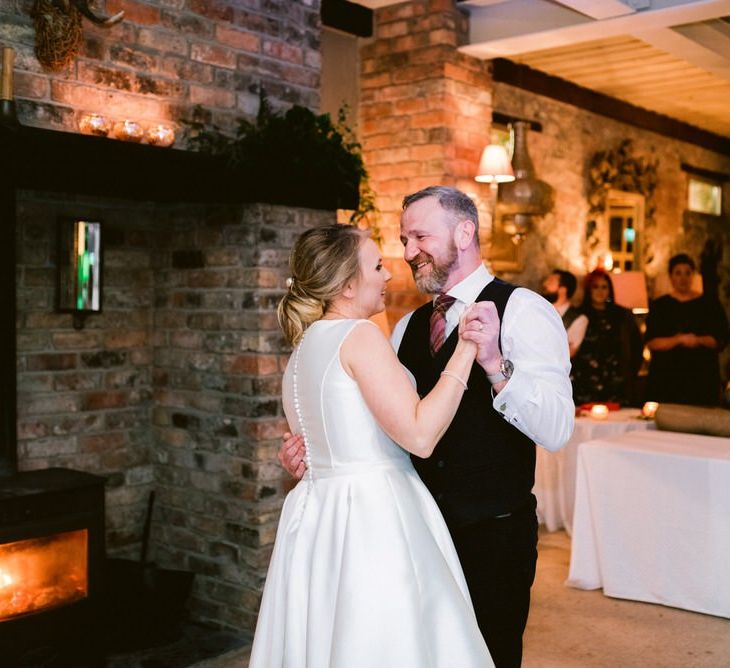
[0,0,328,642]
[1,122,333,643]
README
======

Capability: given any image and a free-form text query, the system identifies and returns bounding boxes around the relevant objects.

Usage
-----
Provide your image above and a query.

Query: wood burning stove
[0,468,105,665]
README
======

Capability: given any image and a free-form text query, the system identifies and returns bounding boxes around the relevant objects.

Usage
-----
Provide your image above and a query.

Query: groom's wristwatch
[486,357,513,384]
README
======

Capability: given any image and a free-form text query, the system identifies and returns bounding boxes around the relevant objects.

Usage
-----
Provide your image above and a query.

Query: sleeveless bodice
[282,319,411,473]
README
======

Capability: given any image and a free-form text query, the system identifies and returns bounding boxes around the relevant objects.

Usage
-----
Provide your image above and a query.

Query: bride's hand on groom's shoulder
[278,432,307,480]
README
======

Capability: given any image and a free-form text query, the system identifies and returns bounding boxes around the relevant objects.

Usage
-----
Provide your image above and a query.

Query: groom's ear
[455,219,476,250]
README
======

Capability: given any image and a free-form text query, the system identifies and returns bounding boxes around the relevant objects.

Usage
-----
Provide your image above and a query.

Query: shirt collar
[434,263,493,306]
[555,302,569,316]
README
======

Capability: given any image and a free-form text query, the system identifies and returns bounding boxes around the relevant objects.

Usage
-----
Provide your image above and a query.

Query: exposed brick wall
[0,0,321,137]
[151,203,333,630]
[360,0,492,327]
[15,192,332,632]
[16,191,157,555]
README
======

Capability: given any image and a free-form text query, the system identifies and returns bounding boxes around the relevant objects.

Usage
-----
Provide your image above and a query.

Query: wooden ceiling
[505,33,730,137]
[457,0,730,140]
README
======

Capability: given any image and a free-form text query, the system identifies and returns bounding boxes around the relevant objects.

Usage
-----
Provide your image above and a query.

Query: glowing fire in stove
[0,529,88,621]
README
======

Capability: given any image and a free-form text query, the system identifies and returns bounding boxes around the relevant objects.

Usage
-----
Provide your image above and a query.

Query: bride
[249,224,493,667]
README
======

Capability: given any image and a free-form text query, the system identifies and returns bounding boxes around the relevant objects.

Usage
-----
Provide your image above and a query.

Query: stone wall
[492,82,730,298]
[15,192,333,631]
[1,0,321,136]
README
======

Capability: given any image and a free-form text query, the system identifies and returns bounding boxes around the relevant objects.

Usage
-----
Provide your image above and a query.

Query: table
[535,408,653,534]
[567,429,730,618]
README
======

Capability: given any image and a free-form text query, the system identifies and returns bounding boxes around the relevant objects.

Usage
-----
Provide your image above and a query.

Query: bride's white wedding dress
[249,319,492,667]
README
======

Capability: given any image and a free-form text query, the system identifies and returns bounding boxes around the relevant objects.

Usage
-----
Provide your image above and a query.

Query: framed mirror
[57,219,102,328]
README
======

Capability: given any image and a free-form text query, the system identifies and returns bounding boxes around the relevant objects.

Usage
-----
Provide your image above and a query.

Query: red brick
[52,331,103,349]
[81,390,129,411]
[223,354,279,376]
[26,353,77,371]
[137,28,189,56]
[216,25,260,52]
[190,85,235,108]
[15,71,49,99]
[104,331,148,349]
[107,0,161,25]
[189,0,234,22]
[79,431,128,452]
[262,40,303,65]
[191,42,237,68]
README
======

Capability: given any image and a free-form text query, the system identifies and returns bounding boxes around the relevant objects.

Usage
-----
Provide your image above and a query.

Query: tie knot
[434,293,456,314]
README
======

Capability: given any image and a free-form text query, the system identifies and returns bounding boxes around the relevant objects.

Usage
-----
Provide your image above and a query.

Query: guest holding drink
[645,253,729,405]
[571,269,643,406]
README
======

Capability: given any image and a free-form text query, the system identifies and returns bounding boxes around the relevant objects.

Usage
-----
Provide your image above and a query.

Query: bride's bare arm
[340,319,476,458]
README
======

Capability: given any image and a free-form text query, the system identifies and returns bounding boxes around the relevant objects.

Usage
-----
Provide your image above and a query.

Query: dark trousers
[449,497,539,668]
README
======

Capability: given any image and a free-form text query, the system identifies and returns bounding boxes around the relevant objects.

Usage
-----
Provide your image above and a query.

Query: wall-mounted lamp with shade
[475,144,515,186]
[57,219,103,329]
[474,144,514,246]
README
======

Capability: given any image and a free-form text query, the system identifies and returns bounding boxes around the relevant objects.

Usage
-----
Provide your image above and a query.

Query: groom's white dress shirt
[391,264,574,452]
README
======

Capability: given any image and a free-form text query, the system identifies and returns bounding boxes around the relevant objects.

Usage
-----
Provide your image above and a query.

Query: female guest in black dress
[571,269,643,406]
[645,254,729,405]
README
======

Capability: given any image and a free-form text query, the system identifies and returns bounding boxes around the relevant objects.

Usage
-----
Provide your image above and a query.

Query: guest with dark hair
[645,253,729,405]
[542,269,587,357]
[571,269,643,405]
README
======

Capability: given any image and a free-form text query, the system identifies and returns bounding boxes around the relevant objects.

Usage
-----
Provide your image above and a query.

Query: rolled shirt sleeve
[491,288,574,452]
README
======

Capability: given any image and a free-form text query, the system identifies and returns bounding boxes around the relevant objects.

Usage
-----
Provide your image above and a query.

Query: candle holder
[590,404,609,420]
[79,113,111,137]
[146,123,175,147]
[112,119,144,142]
[641,401,659,419]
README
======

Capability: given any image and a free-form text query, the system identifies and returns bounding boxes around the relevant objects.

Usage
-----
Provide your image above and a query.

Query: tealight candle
[642,401,659,419]
[146,123,175,147]
[78,113,110,137]
[590,404,609,420]
[112,119,144,142]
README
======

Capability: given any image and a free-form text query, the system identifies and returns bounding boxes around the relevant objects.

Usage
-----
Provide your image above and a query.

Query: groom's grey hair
[402,186,479,242]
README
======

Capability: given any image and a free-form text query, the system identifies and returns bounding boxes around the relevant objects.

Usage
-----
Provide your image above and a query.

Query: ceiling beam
[460,0,730,59]
[491,58,730,154]
[633,26,730,82]
[550,0,637,19]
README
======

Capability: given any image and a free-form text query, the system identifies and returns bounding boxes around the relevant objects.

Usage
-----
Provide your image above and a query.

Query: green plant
[587,139,658,221]
[184,92,379,237]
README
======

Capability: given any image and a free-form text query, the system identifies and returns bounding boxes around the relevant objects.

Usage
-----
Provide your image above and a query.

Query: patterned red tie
[429,294,456,356]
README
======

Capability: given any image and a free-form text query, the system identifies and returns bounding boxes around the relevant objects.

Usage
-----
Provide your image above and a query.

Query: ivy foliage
[587,139,658,222]
[185,92,376,223]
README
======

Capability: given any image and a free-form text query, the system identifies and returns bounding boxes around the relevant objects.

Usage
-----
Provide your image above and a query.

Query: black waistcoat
[398,279,535,528]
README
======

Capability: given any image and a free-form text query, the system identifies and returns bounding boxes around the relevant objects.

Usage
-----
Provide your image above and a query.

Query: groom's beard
[542,290,558,304]
[409,244,458,294]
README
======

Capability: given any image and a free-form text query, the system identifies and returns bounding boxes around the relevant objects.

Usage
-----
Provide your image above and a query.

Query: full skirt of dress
[249,462,493,667]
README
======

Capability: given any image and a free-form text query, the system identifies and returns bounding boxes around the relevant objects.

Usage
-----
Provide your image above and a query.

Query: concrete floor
[199,529,730,668]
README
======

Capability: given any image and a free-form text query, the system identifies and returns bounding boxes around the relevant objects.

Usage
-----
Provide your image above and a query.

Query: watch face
[501,358,514,378]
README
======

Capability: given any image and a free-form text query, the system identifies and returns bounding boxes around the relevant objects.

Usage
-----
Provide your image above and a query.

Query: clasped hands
[459,302,504,380]
[279,302,505,480]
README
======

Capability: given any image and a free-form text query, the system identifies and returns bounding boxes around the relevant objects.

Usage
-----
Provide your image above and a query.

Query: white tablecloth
[567,429,730,618]
[535,408,653,534]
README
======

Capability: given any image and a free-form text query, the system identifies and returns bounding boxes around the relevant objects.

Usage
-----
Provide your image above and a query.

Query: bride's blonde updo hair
[278,224,368,345]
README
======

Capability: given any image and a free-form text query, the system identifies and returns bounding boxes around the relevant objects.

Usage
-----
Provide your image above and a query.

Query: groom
[280,186,574,667]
